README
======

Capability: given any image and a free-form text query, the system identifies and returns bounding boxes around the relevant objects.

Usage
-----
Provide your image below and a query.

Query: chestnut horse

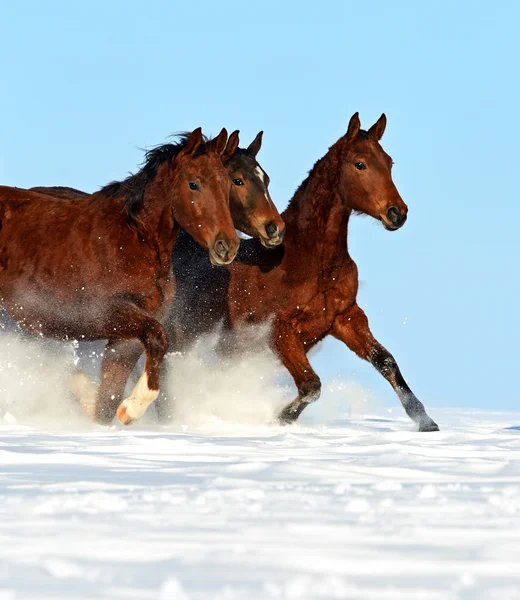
[158,113,438,431]
[30,131,285,424]
[0,127,239,425]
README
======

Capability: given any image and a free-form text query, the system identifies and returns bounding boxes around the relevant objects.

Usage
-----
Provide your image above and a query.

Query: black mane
[99,134,208,231]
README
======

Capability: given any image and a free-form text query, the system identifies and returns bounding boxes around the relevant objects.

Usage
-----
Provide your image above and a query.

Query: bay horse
[159,113,438,431]
[29,131,286,424]
[0,127,239,425]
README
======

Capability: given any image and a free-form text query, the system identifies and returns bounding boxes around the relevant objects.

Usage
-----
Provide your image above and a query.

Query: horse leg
[89,301,169,426]
[331,303,438,432]
[153,326,184,423]
[69,370,99,420]
[116,322,168,426]
[85,340,143,424]
[153,370,173,423]
[274,322,321,425]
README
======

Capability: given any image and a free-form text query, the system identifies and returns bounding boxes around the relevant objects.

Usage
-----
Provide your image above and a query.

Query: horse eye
[188,182,199,191]
[354,162,367,170]
[232,178,244,186]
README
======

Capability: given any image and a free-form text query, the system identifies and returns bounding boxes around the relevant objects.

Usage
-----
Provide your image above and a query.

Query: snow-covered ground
[1,334,520,599]
[1,407,520,600]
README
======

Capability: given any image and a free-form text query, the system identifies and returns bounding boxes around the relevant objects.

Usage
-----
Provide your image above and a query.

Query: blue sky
[0,1,518,413]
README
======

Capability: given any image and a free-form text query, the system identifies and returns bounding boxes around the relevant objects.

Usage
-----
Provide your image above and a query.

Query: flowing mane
[98,134,208,230]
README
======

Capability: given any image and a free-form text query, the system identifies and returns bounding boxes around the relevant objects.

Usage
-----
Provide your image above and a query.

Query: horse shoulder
[327,257,359,313]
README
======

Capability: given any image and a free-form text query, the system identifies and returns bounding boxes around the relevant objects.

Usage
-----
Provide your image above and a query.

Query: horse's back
[0,185,86,210]
[29,186,90,200]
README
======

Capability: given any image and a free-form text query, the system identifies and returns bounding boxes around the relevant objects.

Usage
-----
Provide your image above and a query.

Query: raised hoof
[419,419,439,432]
[116,403,134,426]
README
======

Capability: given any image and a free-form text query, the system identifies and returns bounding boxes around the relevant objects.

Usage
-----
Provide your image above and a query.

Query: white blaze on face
[255,166,265,185]
[254,165,276,208]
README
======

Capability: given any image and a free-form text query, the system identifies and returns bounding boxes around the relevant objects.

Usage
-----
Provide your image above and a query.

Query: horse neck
[121,165,179,261]
[282,144,351,268]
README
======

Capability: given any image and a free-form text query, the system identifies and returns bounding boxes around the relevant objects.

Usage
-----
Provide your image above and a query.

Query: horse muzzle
[380,205,407,231]
[260,222,286,248]
[209,236,239,266]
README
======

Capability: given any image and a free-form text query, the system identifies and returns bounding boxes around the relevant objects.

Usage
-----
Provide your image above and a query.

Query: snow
[1,408,520,599]
[1,332,520,598]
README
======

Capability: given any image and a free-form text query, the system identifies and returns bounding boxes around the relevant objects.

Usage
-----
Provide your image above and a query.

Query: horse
[0,127,239,425]
[28,131,286,424]
[156,112,438,432]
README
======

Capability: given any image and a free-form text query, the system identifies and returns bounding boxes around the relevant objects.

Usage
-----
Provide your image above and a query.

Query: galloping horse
[158,113,438,431]
[0,127,239,425]
[30,131,285,424]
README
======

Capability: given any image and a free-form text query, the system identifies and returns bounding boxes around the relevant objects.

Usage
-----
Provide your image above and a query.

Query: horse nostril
[215,239,229,258]
[265,222,279,239]
[387,206,401,224]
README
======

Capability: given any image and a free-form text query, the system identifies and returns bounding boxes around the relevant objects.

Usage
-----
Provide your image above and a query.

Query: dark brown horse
[0,127,239,425]
[160,113,438,431]
[30,131,286,424]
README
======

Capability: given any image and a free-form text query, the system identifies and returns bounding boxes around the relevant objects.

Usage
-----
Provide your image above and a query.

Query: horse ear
[209,127,228,157]
[346,113,361,143]
[369,113,387,141]
[179,127,203,158]
[222,130,240,162]
[247,131,263,157]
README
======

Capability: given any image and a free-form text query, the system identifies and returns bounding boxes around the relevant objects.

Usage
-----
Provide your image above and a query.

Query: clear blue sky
[0,1,518,412]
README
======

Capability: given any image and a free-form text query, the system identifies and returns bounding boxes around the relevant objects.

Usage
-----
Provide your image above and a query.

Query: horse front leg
[70,339,143,425]
[273,321,322,424]
[115,320,168,426]
[87,301,169,426]
[331,303,438,432]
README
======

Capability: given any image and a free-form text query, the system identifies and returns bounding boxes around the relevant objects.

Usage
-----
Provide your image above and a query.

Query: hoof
[116,403,134,426]
[419,419,439,432]
[277,410,298,426]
